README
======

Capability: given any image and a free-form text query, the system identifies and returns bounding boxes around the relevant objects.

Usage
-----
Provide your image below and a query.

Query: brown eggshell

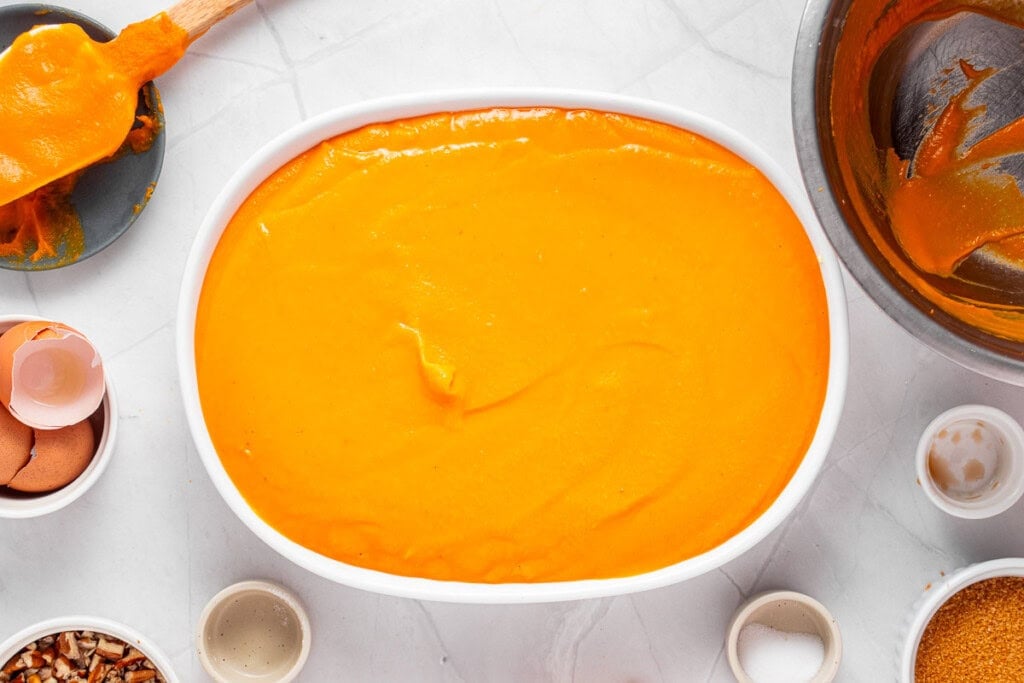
[0,406,32,485]
[0,321,66,412]
[7,419,96,493]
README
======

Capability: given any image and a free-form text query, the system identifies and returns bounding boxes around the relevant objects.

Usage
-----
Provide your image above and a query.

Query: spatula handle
[167,0,254,41]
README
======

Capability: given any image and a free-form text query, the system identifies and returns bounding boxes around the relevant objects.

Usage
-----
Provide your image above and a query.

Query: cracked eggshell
[0,321,105,430]
[0,406,32,485]
[6,419,96,493]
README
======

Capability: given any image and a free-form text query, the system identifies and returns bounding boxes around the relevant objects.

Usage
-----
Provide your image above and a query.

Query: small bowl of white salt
[725,590,841,683]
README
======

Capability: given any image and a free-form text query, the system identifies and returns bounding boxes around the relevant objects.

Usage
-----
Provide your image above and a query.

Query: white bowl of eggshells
[0,314,116,518]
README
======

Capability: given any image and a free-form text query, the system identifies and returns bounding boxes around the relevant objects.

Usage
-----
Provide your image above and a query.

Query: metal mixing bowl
[793,0,1024,385]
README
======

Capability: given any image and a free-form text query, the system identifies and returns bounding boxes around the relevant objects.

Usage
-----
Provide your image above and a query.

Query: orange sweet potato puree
[195,108,830,583]
[0,172,84,264]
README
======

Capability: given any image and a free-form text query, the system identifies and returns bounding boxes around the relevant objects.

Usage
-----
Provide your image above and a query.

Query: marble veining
[2,0,1023,680]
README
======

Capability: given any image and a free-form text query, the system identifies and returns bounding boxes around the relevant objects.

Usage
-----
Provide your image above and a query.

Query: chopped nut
[55,635,79,663]
[19,654,43,671]
[92,642,122,664]
[75,639,96,658]
[110,652,144,673]
[85,663,107,683]
[2,657,26,675]
[122,672,154,683]
[51,658,71,679]
[1,632,165,683]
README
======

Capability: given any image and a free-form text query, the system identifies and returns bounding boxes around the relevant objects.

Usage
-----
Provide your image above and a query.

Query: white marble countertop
[2,0,1023,680]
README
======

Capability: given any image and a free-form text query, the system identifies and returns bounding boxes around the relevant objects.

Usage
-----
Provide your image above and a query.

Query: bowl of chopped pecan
[0,617,177,683]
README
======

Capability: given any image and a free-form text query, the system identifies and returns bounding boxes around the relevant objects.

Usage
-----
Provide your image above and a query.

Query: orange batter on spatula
[0,14,187,207]
[195,108,830,583]
[0,14,186,264]
[0,0,250,264]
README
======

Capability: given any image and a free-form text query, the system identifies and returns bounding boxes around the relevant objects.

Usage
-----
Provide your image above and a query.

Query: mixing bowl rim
[792,0,1024,385]
[176,88,848,603]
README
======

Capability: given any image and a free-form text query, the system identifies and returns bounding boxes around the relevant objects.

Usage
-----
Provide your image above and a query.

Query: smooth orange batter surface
[195,108,830,583]
[832,0,1024,339]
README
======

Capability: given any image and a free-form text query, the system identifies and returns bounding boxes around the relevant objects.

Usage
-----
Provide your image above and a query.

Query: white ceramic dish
[196,580,311,683]
[0,314,117,519]
[176,90,849,603]
[0,615,178,683]
[900,558,1024,681]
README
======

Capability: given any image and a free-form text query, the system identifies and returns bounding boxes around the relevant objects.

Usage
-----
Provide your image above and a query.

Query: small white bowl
[915,404,1024,519]
[196,580,311,683]
[0,314,117,518]
[900,558,1024,682]
[0,615,178,682]
[726,590,842,683]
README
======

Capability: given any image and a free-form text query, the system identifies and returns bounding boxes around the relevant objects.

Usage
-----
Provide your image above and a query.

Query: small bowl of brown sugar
[901,558,1024,682]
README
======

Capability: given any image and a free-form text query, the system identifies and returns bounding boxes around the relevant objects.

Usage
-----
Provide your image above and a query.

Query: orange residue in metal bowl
[831,0,1024,340]
[887,60,1024,277]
